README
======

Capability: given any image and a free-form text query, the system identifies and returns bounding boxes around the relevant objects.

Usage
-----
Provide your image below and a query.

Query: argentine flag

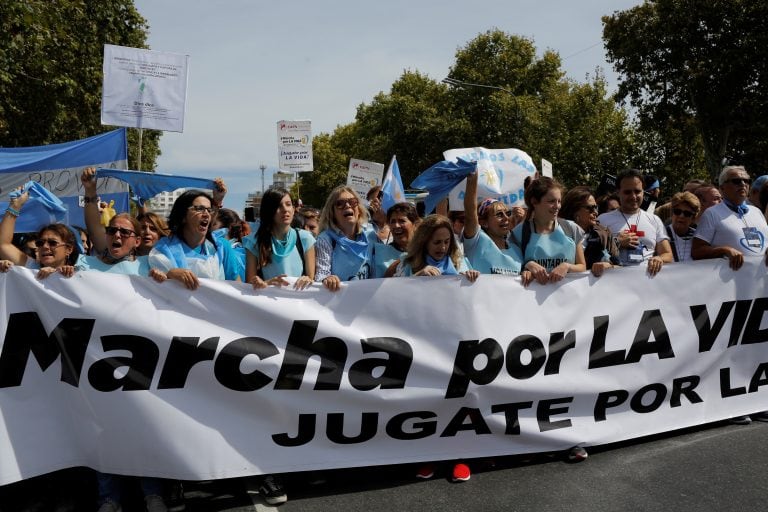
[381,155,405,211]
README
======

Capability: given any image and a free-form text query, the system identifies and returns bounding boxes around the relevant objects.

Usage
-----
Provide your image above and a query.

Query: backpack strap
[665,224,679,262]
[294,228,307,276]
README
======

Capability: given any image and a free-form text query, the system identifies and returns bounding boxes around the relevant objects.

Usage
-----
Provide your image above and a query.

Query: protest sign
[443,147,536,210]
[101,45,190,132]
[1,259,767,484]
[277,120,313,173]
[347,159,385,200]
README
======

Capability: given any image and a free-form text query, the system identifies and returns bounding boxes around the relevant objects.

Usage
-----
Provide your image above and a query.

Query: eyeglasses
[672,208,695,218]
[105,226,137,237]
[334,198,359,209]
[581,204,599,213]
[188,205,214,214]
[494,210,513,219]
[726,178,751,186]
[34,238,67,248]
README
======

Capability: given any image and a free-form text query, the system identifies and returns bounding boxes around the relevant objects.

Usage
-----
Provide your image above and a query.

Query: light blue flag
[410,157,477,214]
[381,156,405,212]
[4,181,69,232]
[96,168,215,203]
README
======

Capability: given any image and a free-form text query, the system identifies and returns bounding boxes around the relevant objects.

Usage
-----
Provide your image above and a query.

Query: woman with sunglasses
[665,192,700,262]
[79,168,150,275]
[511,177,586,286]
[315,185,378,291]
[0,191,76,279]
[560,186,620,277]
[461,170,523,275]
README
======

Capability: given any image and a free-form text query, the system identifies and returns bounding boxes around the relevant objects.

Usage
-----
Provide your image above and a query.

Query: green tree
[603,0,768,179]
[0,0,161,169]
[304,30,637,203]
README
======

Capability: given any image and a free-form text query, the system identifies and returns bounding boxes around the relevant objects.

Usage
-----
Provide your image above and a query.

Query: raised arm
[0,192,29,266]
[80,167,108,254]
[463,171,480,239]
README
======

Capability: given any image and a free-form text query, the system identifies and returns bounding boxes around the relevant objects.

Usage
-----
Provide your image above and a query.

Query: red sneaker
[416,464,435,479]
[452,463,471,482]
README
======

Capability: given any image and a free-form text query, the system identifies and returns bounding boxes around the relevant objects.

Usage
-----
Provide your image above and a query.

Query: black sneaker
[259,475,287,505]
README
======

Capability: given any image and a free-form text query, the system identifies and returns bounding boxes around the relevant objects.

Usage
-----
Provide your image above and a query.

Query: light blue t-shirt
[149,236,225,280]
[75,254,150,276]
[462,229,522,275]
[243,228,315,279]
[511,221,576,272]
[373,242,405,278]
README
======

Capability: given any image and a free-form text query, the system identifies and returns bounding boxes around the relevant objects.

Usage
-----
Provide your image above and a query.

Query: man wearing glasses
[692,166,768,270]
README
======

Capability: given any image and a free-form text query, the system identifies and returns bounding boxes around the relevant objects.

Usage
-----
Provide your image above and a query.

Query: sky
[132,0,642,213]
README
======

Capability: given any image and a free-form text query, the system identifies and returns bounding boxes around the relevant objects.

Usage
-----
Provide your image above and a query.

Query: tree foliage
[603,0,768,179]
[0,0,161,169]
[302,30,637,204]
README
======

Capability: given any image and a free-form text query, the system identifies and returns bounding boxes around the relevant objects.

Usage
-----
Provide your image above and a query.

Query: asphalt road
[3,420,768,512]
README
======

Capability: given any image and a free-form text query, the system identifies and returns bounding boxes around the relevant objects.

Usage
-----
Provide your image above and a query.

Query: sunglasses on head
[34,238,66,248]
[726,178,751,186]
[672,208,695,218]
[335,198,359,209]
[105,226,137,237]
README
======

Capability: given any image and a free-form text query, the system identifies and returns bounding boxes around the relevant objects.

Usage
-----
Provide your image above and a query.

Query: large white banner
[101,44,190,132]
[444,147,537,210]
[1,258,768,485]
[277,120,313,173]
[347,158,385,201]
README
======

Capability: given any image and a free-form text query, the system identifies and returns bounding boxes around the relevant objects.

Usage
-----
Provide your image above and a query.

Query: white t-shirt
[694,202,768,256]
[598,209,668,265]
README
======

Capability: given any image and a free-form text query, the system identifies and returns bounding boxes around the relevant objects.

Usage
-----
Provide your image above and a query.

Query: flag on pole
[381,156,405,211]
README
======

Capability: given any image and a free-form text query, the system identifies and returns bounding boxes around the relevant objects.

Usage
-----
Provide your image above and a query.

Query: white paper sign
[101,45,190,132]
[346,159,385,200]
[541,158,553,178]
[277,120,313,173]
[443,147,537,210]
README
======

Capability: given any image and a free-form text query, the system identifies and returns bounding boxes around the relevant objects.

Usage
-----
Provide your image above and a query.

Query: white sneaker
[145,494,168,512]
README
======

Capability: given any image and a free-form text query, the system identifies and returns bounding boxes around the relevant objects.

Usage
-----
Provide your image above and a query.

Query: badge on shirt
[743,227,764,249]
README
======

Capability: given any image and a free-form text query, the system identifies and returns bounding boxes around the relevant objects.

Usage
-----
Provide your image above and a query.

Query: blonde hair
[403,214,461,273]
[670,191,701,215]
[319,185,369,234]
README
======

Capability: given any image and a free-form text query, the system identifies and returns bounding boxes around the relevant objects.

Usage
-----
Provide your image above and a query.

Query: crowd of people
[2,164,767,511]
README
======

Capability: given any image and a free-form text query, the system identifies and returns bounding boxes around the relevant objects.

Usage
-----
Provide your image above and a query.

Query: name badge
[743,227,763,248]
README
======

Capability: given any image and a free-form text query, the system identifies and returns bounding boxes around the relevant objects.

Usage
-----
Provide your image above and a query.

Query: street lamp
[259,163,266,193]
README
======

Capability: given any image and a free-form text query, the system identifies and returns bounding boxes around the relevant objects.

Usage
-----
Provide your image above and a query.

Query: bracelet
[5,207,20,217]
[83,195,98,204]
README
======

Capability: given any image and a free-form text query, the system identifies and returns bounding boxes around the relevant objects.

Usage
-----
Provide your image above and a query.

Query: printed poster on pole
[101,44,190,132]
[277,120,313,173]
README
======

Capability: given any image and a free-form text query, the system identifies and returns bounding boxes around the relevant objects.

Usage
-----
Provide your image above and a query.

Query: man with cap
[748,174,768,209]
[641,174,661,211]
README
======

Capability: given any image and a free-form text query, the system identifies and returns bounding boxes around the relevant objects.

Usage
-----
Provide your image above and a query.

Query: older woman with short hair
[666,192,700,262]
